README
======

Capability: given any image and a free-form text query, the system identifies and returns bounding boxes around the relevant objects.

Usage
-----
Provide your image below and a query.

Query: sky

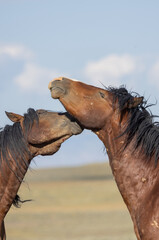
[0,0,159,168]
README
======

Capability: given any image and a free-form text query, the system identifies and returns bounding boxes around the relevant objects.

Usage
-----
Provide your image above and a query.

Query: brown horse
[0,108,82,240]
[49,77,159,240]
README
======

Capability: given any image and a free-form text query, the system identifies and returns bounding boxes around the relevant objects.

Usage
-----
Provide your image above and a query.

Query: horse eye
[99,92,105,98]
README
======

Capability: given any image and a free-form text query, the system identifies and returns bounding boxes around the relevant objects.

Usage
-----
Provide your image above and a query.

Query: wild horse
[0,108,82,240]
[49,77,159,240]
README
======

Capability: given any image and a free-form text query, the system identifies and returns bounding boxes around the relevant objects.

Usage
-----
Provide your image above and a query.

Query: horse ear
[127,97,144,109]
[5,111,24,122]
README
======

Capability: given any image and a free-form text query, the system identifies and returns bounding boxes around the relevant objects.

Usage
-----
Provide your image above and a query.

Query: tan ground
[5,163,136,240]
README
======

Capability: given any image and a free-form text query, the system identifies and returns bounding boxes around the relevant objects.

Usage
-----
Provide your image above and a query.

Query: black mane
[0,108,38,179]
[108,86,159,165]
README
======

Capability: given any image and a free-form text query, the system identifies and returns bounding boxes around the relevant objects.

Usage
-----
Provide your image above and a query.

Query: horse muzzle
[48,77,71,99]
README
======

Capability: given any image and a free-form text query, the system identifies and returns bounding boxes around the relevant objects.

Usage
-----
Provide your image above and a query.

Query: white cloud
[0,44,33,60]
[84,54,137,86]
[14,63,59,94]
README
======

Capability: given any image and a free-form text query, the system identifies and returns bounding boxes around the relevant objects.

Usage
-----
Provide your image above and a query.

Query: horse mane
[0,108,38,207]
[0,108,39,178]
[107,86,159,165]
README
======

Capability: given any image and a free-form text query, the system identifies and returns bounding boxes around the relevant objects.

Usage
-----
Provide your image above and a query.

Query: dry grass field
[5,163,136,240]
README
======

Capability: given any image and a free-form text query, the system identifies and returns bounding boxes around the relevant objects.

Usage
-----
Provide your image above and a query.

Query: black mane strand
[108,86,159,165]
[107,86,135,111]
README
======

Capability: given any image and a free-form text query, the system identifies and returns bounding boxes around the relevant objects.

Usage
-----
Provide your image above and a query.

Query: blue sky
[1,0,159,168]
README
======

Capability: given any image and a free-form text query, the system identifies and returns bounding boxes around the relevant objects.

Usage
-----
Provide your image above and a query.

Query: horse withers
[0,108,83,240]
[49,77,159,240]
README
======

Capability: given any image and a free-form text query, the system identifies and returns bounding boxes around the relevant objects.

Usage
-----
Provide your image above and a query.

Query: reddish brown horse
[49,77,159,240]
[0,108,82,240]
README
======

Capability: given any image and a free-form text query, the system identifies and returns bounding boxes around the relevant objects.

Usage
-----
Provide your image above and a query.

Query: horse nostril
[48,77,64,89]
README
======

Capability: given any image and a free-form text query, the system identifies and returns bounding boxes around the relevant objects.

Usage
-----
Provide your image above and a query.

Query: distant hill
[25,162,113,183]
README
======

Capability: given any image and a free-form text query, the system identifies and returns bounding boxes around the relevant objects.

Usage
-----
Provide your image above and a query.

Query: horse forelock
[23,108,39,136]
[108,86,159,165]
[0,108,39,180]
[107,86,134,111]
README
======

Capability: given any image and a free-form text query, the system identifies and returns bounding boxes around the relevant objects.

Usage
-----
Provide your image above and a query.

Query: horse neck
[0,123,34,183]
[96,117,159,215]
[0,146,34,222]
[2,149,32,184]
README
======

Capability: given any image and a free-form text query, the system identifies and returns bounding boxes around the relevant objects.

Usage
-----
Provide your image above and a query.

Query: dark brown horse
[0,108,82,240]
[49,77,159,240]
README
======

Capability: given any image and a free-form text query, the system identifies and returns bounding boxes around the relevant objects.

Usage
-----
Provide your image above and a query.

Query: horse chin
[50,86,65,99]
[39,134,70,156]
